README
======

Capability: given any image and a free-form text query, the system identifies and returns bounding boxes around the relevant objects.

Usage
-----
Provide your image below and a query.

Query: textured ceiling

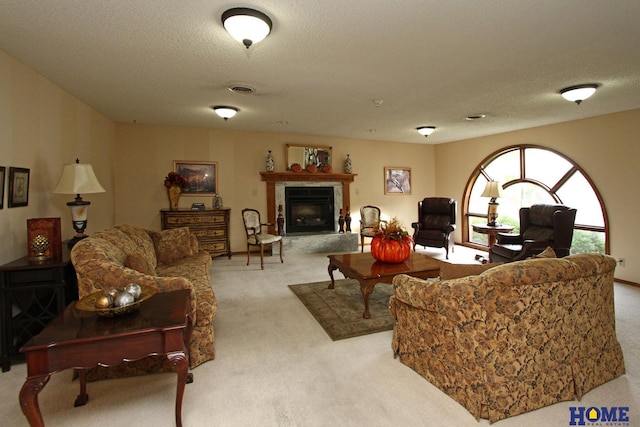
[1,0,639,144]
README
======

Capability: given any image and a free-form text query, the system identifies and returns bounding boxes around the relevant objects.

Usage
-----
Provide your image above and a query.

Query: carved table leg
[20,375,50,427]
[168,352,189,427]
[74,369,89,407]
[360,281,374,319]
[328,262,338,289]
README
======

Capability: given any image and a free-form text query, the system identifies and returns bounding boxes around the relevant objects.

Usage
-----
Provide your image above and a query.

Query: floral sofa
[71,224,216,377]
[389,253,625,423]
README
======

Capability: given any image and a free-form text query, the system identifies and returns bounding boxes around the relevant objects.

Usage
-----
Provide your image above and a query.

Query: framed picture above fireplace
[174,161,217,195]
[286,144,332,170]
[384,167,411,194]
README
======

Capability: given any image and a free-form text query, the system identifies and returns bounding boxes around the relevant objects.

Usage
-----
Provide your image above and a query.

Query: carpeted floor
[0,246,637,426]
[289,279,394,340]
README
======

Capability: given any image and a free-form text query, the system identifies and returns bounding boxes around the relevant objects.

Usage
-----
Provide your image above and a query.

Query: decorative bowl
[76,285,156,317]
[290,163,303,173]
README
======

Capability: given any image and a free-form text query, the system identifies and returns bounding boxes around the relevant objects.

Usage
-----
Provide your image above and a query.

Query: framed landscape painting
[8,167,30,207]
[384,167,411,194]
[174,161,218,195]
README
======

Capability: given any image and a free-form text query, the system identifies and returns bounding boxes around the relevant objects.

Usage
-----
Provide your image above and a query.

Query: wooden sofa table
[19,289,192,427]
[327,252,440,319]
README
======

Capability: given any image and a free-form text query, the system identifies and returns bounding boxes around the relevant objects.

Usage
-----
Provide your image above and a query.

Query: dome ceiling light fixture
[416,126,436,137]
[222,7,272,49]
[560,84,599,105]
[212,106,238,120]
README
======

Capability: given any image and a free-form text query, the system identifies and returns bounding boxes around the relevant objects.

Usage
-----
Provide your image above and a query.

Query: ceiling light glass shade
[481,181,504,199]
[416,126,436,137]
[222,8,272,49]
[560,84,598,104]
[213,106,238,120]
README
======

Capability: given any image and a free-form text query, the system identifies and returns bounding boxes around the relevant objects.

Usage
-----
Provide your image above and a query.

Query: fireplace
[285,187,334,233]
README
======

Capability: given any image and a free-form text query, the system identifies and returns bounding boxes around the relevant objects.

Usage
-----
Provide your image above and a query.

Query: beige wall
[4,48,638,284]
[0,50,115,264]
[113,124,436,253]
[435,109,640,283]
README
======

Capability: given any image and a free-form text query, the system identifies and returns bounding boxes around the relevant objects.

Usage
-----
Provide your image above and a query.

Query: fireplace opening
[285,187,335,234]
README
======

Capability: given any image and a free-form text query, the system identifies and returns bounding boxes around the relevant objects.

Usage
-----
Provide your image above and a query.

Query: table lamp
[52,159,105,248]
[481,181,504,226]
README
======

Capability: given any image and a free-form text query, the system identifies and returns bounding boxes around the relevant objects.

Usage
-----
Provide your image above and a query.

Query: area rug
[289,279,394,340]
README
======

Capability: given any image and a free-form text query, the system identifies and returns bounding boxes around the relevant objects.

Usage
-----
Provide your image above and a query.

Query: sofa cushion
[125,252,156,276]
[440,261,501,280]
[532,246,556,258]
[150,227,193,264]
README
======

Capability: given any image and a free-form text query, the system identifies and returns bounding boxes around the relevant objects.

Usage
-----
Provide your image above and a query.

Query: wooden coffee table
[327,252,441,319]
[19,289,192,427]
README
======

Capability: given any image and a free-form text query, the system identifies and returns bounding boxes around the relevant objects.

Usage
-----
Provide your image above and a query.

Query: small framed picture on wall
[0,166,5,209]
[384,167,411,194]
[174,161,218,195]
[8,167,30,207]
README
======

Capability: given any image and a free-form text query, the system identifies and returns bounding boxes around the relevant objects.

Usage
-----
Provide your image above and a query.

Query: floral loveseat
[390,253,625,423]
[71,224,216,376]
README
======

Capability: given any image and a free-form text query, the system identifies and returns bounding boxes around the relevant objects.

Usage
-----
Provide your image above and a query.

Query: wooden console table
[161,208,231,258]
[19,289,192,427]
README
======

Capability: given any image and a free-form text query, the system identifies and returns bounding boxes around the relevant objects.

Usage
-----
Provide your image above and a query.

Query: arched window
[463,145,609,254]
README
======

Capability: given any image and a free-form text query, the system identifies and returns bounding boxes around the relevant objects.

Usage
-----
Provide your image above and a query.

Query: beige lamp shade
[481,181,503,199]
[52,162,105,195]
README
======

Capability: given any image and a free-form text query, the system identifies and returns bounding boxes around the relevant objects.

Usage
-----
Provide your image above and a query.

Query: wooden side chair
[359,205,387,252]
[241,208,284,270]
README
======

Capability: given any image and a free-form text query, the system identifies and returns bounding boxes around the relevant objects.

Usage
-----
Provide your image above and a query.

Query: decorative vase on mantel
[168,184,182,210]
[266,150,275,172]
[344,154,353,174]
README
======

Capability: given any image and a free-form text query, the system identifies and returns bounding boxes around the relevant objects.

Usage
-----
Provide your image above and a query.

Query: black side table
[0,245,76,372]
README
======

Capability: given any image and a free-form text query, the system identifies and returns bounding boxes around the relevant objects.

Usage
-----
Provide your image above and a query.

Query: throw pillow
[124,252,156,276]
[151,227,194,264]
[532,246,557,258]
[440,262,502,280]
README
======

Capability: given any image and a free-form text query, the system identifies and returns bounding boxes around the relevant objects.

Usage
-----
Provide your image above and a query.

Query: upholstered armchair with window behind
[411,197,456,259]
[359,205,387,252]
[489,204,577,263]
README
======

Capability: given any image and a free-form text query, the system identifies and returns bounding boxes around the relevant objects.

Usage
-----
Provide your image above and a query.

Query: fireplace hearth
[285,187,334,233]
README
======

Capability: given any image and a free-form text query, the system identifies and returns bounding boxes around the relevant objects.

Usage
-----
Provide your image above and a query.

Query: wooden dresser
[160,208,231,259]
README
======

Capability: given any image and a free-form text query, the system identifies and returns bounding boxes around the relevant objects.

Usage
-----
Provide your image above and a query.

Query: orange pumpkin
[371,235,412,263]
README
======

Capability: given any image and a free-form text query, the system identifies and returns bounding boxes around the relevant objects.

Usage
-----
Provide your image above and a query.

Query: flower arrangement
[372,217,413,263]
[376,217,412,242]
[164,171,187,189]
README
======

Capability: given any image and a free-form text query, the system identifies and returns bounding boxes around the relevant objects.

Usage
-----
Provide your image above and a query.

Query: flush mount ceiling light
[222,7,272,49]
[212,106,238,120]
[560,84,599,105]
[416,126,436,137]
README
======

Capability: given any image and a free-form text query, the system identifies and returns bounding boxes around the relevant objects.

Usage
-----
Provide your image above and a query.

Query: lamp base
[67,235,88,250]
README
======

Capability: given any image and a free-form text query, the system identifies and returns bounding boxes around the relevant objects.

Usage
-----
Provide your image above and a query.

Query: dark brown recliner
[411,197,456,259]
[489,204,577,263]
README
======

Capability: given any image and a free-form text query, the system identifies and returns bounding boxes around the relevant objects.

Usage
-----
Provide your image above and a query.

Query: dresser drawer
[161,208,231,259]
[201,241,228,253]
[7,268,61,285]
[192,228,227,238]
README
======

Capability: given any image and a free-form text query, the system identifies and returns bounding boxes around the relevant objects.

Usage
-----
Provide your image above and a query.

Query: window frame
[461,144,609,253]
